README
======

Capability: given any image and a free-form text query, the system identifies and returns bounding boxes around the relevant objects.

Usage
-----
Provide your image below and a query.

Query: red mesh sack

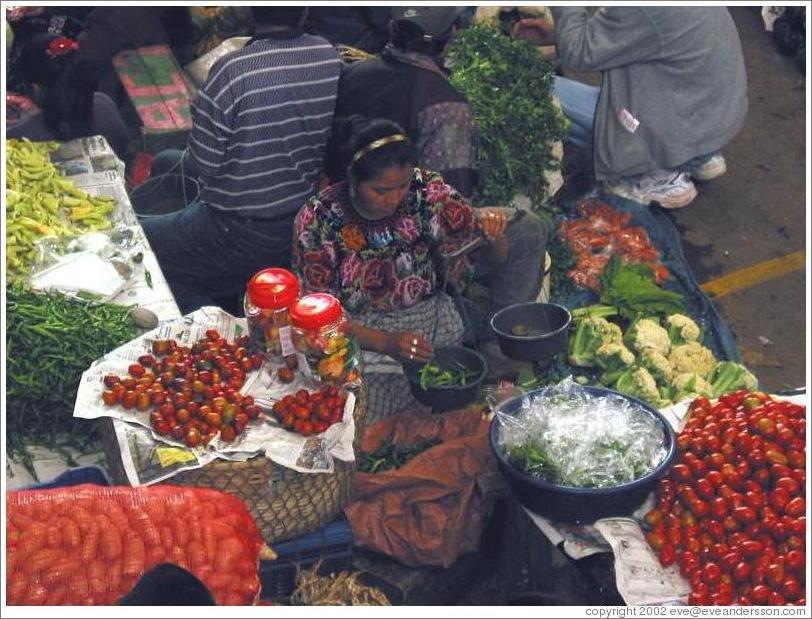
[6,484,264,605]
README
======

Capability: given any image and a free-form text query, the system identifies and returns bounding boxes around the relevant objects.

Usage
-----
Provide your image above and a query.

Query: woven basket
[100,381,367,545]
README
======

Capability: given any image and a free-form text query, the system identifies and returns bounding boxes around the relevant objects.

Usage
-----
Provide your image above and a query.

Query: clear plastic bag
[497,378,668,488]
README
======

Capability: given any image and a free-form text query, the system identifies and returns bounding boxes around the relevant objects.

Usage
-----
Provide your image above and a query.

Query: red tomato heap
[100,329,265,447]
[270,385,346,436]
[643,390,806,606]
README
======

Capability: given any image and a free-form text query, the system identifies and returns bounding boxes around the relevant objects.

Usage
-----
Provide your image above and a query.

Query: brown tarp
[345,406,496,568]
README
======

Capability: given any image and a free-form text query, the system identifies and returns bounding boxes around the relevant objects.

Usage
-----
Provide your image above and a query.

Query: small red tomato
[128,363,146,378]
[785,549,805,572]
[784,497,805,518]
[184,427,202,447]
[103,373,121,388]
[658,544,676,567]
[702,562,722,584]
[750,585,770,604]
[101,390,118,406]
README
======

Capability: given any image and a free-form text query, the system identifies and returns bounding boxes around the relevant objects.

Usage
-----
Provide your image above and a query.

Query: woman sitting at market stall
[292,116,546,421]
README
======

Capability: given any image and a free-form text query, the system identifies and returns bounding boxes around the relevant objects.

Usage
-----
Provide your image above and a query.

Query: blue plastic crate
[25,465,111,490]
[259,514,354,601]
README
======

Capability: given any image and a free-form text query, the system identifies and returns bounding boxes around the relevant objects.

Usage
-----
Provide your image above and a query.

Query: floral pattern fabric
[292,169,478,314]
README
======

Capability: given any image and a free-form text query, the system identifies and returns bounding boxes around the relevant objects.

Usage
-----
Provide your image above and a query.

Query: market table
[6,135,181,487]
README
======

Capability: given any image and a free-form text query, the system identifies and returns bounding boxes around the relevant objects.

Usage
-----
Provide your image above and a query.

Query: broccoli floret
[665,314,701,345]
[614,366,671,409]
[668,341,717,378]
[708,361,758,398]
[623,317,671,357]
[671,372,714,403]
[568,316,623,367]
[595,342,635,386]
[638,347,674,384]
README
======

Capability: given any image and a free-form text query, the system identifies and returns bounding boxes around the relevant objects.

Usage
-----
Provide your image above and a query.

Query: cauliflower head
[595,342,636,386]
[665,314,701,345]
[568,316,623,367]
[623,317,671,356]
[668,341,717,378]
[614,366,670,408]
[638,347,674,384]
[671,372,714,402]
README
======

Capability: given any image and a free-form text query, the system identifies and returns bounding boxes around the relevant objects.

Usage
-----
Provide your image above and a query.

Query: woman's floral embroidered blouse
[292,169,477,314]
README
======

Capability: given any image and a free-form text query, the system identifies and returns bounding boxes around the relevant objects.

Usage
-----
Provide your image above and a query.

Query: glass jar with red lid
[244,268,299,358]
[289,293,362,384]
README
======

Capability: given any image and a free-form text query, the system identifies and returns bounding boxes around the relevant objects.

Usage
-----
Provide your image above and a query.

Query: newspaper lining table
[6,135,181,487]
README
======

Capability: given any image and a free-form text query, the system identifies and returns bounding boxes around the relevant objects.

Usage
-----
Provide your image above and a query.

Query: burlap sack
[345,406,496,568]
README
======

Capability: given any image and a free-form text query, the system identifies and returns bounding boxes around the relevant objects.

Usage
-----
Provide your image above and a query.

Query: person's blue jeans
[554,76,599,152]
[150,148,200,179]
[140,202,297,315]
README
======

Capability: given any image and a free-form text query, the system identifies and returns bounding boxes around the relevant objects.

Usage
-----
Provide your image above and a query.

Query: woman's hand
[388,331,433,364]
[476,208,509,242]
[511,18,556,46]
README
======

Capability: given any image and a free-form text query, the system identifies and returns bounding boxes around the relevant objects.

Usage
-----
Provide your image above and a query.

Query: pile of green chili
[6,282,137,478]
[418,361,480,390]
[357,439,441,474]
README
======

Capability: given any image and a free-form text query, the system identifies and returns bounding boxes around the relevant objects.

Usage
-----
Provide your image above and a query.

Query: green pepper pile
[6,283,137,478]
[418,361,480,390]
[357,439,441,474]
[6,139,116,278]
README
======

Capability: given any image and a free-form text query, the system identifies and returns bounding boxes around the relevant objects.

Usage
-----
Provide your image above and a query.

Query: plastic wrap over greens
[498,379,668,488]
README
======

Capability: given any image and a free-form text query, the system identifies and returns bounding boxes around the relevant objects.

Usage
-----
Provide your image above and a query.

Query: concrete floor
[670,7,807,393]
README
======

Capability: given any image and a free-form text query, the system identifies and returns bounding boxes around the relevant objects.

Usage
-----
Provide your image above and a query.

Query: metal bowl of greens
[403,346,487,411]
[489,383,676,523]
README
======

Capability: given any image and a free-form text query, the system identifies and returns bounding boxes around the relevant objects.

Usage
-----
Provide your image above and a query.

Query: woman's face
[353,165,412,220]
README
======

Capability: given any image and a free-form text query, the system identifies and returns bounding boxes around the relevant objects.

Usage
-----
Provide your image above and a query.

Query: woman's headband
[349,134,409,170]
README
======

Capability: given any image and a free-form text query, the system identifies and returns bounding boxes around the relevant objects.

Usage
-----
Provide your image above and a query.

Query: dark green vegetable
[144,268,153,289]
[598,255,685,320]
[418,361,479,390]
[6,282,137,479]
[448,25,569,225]
[357,439,441,474]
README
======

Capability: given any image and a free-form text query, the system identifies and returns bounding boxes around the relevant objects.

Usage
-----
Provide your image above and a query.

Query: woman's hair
[325,115,418,184]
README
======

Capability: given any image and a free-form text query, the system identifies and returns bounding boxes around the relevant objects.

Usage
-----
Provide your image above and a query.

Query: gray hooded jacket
[552,7,748,180]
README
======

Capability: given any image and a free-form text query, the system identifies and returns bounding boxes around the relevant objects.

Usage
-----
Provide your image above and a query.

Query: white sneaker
[603,170,697,209]
[684,154,727,181]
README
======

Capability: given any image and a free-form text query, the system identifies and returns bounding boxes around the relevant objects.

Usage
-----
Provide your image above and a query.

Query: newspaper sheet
[41,135,181,321]
[74,307,358,484]
[594,518,691,606]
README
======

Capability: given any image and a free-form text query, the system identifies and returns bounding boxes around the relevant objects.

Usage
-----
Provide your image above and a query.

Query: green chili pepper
[6,282,137,480]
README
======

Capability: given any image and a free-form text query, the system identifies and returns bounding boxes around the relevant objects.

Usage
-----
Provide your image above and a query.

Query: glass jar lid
[289,293,343,330]
[246,268,300,309]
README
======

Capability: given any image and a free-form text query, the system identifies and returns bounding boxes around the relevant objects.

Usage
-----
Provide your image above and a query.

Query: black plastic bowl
[490,302,571,365]
[489,385,677,524]
[403,346,487,411]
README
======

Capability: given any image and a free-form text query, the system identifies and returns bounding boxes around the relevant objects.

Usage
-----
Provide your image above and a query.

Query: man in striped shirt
[142,6,340,314]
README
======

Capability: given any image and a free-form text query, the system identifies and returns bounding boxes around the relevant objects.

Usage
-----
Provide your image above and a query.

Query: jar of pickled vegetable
[289,293,362,384]
[244,268,299,358]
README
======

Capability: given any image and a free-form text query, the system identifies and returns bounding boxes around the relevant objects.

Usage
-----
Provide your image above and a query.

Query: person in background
[141,6,341,315]
[117,563,214,605]
[305,7,392,54]
[293,117,545,421]
[513,7,748,209]
[335,6,477,197]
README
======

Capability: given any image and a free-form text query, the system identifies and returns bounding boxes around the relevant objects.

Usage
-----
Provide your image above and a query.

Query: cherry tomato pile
[643,391,806,606]
[270,385,346,436]
[100,329,265,447]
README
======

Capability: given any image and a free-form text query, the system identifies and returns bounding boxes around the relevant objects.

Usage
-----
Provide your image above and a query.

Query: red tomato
[784,497,805,518]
